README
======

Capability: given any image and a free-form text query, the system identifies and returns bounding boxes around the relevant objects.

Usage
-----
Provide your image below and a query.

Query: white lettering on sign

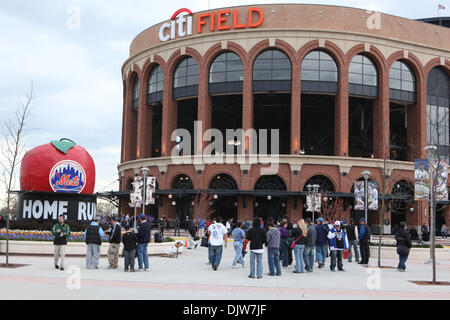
[44,201,58,220]
[32,200,44,219]
[159,9,193,42]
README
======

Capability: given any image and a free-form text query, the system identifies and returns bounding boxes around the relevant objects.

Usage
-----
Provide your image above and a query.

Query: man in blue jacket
[137,214,151,271]
[315,218,329,268]
[358,218,371,265]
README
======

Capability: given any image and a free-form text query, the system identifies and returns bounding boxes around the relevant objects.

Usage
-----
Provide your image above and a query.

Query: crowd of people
[49,213,422,275]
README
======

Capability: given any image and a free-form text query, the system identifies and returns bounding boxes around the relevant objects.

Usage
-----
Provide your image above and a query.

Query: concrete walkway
[1,245,449,300]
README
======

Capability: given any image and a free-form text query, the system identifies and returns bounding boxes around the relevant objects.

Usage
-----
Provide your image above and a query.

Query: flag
[438,4,446,10]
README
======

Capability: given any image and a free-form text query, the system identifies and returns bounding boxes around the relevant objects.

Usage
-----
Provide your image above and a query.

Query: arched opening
[254,175,287,221]
[302,175,336,220]
[348,54,378,158]
[301,50,338,156]
[389,60,417,161]
[209,52,243,155]
[128,75,139,160]
[171,174,194,223]
[253,49,292,155]
[209,174,238,221]
[390,180,414,233]
[173,57,199,156]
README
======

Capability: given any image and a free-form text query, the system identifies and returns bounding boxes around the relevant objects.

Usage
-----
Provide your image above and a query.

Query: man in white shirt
[207,217,228,271]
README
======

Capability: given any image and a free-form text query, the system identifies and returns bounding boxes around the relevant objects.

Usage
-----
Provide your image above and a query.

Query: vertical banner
[432,159,448,201]
[129,176,143,208]
[354,181,365,210]
[414,159,430,200]
[145,177,157,205]
[367,181,378,210]
[306,193,321,212]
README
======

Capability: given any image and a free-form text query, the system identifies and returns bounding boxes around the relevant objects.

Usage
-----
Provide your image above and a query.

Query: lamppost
[307,184,320,222]
[141,167,149,217]
[362,170,371,223]
[424,145,437,277]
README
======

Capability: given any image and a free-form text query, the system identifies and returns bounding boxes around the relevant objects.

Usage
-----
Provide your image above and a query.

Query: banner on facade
[129,176,143,208]
[354,181,378,211]
[431,159,448,201]
[306,192,321,212]
[145,176,157,205]
[414,159,430,200]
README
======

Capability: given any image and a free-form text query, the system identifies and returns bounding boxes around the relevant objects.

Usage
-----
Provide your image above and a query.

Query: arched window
[349,54,378,97]
[254,175,287,191]
[253,49,291,91]
[131,78,140,110]
[209,174,238,190]
[173,57,199,99]
[172,175,194,190]
[389,61,416,103]
[209,52,243,94]
[301,50,338,93]
[303,175,335,193]
[147,65,163,104]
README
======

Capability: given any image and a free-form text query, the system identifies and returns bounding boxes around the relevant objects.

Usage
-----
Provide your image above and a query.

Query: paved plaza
[1,243,450,300]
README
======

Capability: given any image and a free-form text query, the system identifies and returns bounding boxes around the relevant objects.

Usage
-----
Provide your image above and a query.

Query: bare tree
[0,81,34,266]
[193,193,215,219]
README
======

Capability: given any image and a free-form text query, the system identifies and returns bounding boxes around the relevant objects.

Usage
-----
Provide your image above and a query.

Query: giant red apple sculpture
[20,138,96,194]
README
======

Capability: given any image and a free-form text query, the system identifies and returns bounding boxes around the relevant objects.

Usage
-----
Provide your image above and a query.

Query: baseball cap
[139,214,146,219]
[318,218,324,222]
[360,218,366,223]
[334,221,341,226]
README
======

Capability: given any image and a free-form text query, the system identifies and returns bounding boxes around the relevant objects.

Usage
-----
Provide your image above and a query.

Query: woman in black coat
[395,221,412,272]
[246,217,267,279]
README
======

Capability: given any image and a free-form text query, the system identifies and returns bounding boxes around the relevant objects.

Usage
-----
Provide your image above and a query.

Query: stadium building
[118,4,450,233]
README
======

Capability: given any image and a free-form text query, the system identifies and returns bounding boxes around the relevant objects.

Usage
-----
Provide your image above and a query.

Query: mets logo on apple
[49,160,86,194]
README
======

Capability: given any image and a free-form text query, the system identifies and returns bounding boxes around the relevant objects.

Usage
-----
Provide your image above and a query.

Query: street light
[362,170,371,223]
[141,167,149,217]
[424,145,437,271]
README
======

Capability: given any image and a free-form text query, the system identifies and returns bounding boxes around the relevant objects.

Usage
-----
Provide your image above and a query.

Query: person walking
[358,218,371,265]
[315,217,328,268]
[51,214,71,271]
[208,217,228,271]
[136,214,151,272]
[441,224,448,239]
[304,218,317,273]
[279,221,290,267]
[266,222,281,276]
[173,216,181,237]
[187,219,198,249]
[247,217,267,279]
[395,221,412,272]
[85,217,104,269]
[106,216,122,270]
[328,221,349,272]
[198,217,205,237]
[345,219,359,263]
[231,222,246,268]
[292,220,307,274]
[122,225,137,272]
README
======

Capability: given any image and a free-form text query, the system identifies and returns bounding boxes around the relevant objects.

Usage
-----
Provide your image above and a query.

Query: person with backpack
[328,221,349,272]
[122,225,137,272]
[292,220,307,274]
[51,214,71,271]
[106,216,122,270]
[304,217,317,272]
[85,217,104,269]
[395,221,412,272]
[345,219,359,263]
[136,214,151,271]
[358,218,371,265]
[246,217,267,278]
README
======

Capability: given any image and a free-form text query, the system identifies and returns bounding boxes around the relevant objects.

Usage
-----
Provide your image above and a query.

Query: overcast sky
[0,0,448,199]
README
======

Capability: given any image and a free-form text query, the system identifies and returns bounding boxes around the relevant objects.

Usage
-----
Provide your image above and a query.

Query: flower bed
[0,229,109,242]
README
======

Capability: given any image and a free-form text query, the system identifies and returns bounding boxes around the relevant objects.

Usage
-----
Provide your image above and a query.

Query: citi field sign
[159,7,264,42]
